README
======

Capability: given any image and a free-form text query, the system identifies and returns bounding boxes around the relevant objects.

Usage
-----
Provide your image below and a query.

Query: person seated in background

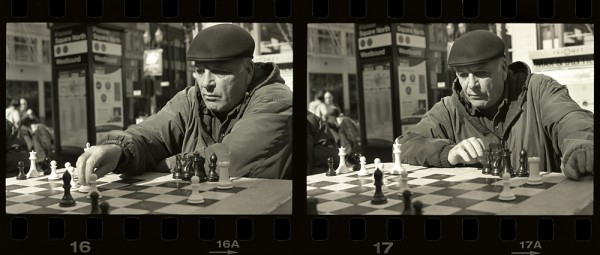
[397,30,593,180]
[324,107,361,159]
[308,90,325,116]
[6,99,21,127]
[6,120,30,177]
[307,112,339,175]
[18,114,55,168]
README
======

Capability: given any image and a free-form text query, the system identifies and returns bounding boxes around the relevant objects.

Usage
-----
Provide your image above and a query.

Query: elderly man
[397,30,593,180]
[76,24,293,185]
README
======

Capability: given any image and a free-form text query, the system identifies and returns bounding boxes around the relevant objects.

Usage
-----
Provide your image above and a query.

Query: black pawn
[516,148,529,177]
[90,191,100,214]
[371,167,387,205]
[207,153,219,182]
[193,153,207,182]
[307,197,319,215]
[413,200,423,215]
[173,155,182,179]
[59,170,76,207]
[402,190,413,215]
[100,202,110,215]
[325,157,336,176]
[16,161,27,180]
[481,150,491,175]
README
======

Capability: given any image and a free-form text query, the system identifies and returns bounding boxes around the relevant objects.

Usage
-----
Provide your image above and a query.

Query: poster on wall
[58,69,88,149]
[93,66,124,142]
[362,62,393,142]
[397,57,428,134]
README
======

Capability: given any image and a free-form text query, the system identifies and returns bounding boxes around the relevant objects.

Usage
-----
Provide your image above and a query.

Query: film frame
[1,0,597,254]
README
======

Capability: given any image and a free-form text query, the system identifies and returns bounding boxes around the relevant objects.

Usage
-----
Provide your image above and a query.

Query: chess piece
[42,157,52,175]
[356,156,370,176]
[490,149,502,176]
[48,160,60,181]
[187,176,205,204]
[78,171,92,193]
[90,191,100,214]
[501,149,515,177]
[307,197,319,215]
[370,167,388,205]
[526,157,543,185]
[100,202,110,215]
[173,154,182,179]
[16,161,27,180]
[481,150,492,175]
[498,170,516,201]
[193,152,207,182]
[335,147,349,174]
[516,148,529,177]
[207,153,219,182]
[397,168,410,194]
[325,157,336,176]
[350,153,361,171]
[413,200,423,215]
[86,174,102,198]
[402,190,413,215]
[374,158,384,172]
[216,161,233,189]
[181,155,192,181]
[59,170,76,207]
[390,139,405,175]
[66,162,79,189]
[26,150,40,178]
[84,142,91,152]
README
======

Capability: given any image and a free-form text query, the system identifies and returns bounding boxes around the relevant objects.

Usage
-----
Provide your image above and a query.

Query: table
[6,168,292,215]
[307,163,593,215]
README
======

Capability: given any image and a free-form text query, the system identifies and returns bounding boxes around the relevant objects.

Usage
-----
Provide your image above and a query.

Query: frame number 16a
[373,242,393,254]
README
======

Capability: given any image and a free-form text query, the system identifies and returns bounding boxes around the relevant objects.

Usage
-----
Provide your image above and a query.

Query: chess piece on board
[325,157,336,176]
[413,200,423,215]
[390,138,405,175]
[86,174,102,199]
[397,168,410,194]
[357,156,370,177]
[335,147,349,174]
[216,161,233,190]
[307,197,319,215]
[173,154,183,179]
[100,202,110,215]
[16,161,27,180]
[42,157,52,175]
[370,167,388,205]
[181,155,193,182]
[491,149,502,176]
[66,162,79,189]
[516,148,529,177]
[207,153,219,182]
[90,191,100,214]
[502,149,515,177]
[84,142,91,152]
[187,176,205,204]
[402,190,413,215]
[193,152,207,182]
[374,158,384,172]
[350,153,361,171]
[59,170,76,207]
[48,160,60,181]
[482,150,492,175]
[526,157,543,185]
[26,150,40,178]
[498,170,516,201]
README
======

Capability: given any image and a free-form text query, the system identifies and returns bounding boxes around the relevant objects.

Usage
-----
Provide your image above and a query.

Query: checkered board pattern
[6,169,283,215]
[307,163,568,215]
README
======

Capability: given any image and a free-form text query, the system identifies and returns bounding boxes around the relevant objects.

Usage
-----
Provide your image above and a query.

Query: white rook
[526,157,543,185]
[216,161,233,189]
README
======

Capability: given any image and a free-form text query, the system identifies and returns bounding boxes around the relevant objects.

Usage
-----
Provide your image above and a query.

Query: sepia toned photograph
[307,23,593,215]
[6,22,293,214]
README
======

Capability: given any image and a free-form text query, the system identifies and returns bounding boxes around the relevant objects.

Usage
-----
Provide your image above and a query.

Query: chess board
[7,169,292,214]
[307,163,593,215]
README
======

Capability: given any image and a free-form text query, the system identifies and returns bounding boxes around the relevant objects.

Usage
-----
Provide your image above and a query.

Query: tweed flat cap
[186,24,255,61]
[448,30,505,67]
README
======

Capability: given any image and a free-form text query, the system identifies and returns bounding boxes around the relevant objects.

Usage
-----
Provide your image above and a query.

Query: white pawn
[374,158,384,171]
[390,139,405,175]
[84,142,91,152]
[26,150,40,178]
[335,147,349,174]
[499,170,516,201]
[187,176,205,204]
[86,174,102,198]
[216,161,233,190]
[356,156,370,176]
[397,168,410,194]
[47,160,60,181]
[66,162,80,189]
[78,167,92,193]
[526,157,543,185]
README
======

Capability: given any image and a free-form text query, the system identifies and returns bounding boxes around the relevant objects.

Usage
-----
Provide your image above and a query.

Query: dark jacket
[397,62,594,173]
[101,62,293,179]
[307,112,338,175]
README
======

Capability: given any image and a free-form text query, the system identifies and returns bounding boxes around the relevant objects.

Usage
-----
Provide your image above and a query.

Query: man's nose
[467,73,479,88]
[201,69,215,86]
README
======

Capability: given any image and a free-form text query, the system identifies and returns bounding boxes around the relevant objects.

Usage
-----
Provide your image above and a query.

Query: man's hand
[448,137,486,165]
[75,144,123,186]
[563,146,593,180]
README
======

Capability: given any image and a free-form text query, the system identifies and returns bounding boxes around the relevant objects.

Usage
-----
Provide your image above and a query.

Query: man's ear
[245,58,254,76]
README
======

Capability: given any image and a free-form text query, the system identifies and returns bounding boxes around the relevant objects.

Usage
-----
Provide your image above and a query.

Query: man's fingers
[586,149,593,175]
[457,150,471,164]
[576,152,586,176]
[85,156,97,186]
[75,153,88,183]
[462,142,478,160]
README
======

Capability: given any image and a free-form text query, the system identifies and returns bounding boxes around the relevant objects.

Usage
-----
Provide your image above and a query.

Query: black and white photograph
[6,22,293,214]
[307,23,593,215]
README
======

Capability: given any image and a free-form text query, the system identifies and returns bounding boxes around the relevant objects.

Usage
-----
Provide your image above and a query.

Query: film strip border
[2,0,597,254]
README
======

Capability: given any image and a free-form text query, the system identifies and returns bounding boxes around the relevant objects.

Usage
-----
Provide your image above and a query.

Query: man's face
[194,58,253,114]
[454,58,507,110]
[324,92,333,105]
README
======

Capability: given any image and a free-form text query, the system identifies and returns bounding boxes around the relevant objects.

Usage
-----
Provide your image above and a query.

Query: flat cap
[448,30,505,67]
[186,24,255,62]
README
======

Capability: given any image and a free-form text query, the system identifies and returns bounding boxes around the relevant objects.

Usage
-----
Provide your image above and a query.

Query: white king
[390,138,405,175]
[335,147,349,174]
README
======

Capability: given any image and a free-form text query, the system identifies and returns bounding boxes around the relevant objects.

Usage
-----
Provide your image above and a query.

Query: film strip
[1,0,596,254]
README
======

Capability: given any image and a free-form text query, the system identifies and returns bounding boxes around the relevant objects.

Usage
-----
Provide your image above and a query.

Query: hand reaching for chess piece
[76,144,122,186]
